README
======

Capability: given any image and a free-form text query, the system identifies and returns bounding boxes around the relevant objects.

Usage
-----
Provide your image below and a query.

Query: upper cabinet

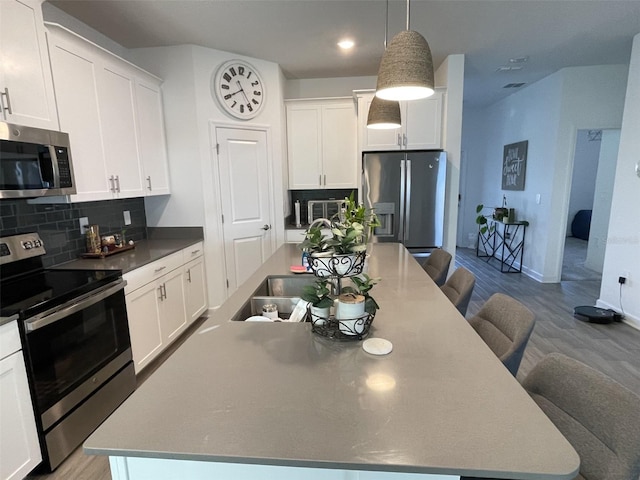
[357,90,444,151]
[46,23,170,202]
[0,0,58,130]
[286,98,357,190]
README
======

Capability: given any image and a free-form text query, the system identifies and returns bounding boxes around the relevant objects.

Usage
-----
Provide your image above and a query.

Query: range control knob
[22,241,33,249]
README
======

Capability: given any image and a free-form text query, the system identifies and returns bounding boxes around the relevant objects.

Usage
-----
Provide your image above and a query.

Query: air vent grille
[503,82,526,89]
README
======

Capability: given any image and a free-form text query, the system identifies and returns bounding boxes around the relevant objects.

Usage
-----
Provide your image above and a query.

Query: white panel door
[217,128,273,293]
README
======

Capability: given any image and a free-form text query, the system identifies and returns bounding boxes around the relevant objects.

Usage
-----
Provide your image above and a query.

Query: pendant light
[375,0,434,101]
[367,0,401,130]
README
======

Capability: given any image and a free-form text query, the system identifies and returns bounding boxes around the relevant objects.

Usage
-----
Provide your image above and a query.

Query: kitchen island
[84,243,579,480]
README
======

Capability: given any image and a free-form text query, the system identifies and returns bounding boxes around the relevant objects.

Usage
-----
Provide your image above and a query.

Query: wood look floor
[27,246,640,479]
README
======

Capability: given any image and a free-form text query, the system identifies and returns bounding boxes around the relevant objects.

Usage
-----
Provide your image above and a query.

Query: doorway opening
[562,128,620,282]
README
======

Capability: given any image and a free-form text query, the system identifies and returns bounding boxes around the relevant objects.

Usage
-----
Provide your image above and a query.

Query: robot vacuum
[573,306,617,324]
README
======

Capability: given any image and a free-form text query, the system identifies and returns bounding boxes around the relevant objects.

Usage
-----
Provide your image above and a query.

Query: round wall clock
[212,60,265,120]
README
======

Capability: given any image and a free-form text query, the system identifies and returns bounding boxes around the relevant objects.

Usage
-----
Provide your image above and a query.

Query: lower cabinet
[0,322,42,480]
[124,243,207,373]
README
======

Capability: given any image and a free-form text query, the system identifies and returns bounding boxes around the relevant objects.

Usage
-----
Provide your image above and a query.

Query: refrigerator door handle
[404,159,412,240]
[399,159,406,242]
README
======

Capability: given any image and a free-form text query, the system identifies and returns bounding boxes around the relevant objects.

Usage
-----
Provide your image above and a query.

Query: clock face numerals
[213,61,265,120]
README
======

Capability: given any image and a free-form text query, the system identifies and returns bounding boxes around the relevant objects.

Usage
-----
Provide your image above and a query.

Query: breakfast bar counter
[84,243,579,480]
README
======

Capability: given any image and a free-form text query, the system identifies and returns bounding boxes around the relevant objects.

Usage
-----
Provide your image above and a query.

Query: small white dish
[362,338,393,355]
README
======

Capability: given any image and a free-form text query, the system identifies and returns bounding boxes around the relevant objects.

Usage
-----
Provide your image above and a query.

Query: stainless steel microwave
[0,122,76,199]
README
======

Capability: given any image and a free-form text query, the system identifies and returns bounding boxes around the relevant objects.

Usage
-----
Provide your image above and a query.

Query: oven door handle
[24,279,126,332]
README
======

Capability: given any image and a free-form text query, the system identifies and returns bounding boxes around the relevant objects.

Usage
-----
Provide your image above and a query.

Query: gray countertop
[55,238,202,274]
[84,243,579,479]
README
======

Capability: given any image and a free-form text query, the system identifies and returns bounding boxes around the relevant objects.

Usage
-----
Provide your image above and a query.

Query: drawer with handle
[182,241,204,262]
[123,251,183,294]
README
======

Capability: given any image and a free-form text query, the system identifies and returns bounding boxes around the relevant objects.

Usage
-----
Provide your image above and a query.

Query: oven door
[22,279,132,431]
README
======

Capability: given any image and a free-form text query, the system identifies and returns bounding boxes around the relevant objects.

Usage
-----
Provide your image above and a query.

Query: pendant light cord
[384,0,389,49]
[406,0,410,30]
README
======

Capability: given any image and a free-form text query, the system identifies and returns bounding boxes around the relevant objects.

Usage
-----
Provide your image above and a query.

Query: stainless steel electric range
[0,232,136,471]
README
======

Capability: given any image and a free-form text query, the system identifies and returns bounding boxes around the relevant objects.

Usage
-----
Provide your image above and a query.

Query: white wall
[566,130,600,237]
[585,129,619,273]
[130,46,287,309]
[461,64,628,282]
[435,55,465,269]
[597,33,640,330]
[285,76,376,99]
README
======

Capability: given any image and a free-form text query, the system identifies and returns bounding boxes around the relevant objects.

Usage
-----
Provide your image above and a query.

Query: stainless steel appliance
[0,232,135,471]
[362,150,446,249]
[0,121,76,198]
[307,199,345,225]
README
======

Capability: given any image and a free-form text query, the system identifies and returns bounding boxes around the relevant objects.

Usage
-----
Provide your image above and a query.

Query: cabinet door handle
[403,134,408,147]
[1,88,12,114]
[397,133,402,146]
[187,269,192,283]
[191,249,200,255]
[108,175,115,193]
[319,175,322,186]
[323,174,326,186]
[154,266,166,273]
[115,175,121,193]
[158,285,164,301]
[162,283,167,299]
[146,176,152,190]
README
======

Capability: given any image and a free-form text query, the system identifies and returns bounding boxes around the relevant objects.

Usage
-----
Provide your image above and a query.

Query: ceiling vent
[503,82,526,89]
[496,65,523,72]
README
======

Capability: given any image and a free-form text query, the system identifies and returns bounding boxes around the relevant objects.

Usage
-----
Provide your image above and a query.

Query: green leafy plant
[301,279,334,308]
[342,274,380,314]
[298,224,331,254]
[326,221,367,254]
[476,204,495,235]
[339,191,381,243]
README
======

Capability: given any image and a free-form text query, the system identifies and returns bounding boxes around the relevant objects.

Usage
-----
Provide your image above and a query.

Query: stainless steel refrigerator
[363,150,446,249]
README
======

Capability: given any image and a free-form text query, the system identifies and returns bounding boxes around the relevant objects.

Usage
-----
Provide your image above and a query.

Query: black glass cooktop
[0,269,122,319]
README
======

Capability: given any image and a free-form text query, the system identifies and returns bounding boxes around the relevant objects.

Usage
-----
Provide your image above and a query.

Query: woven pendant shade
[375,30,435,101]
[367,96,401,129]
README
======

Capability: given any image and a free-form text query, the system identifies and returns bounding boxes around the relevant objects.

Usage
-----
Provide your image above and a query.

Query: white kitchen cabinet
[45,23,170,202]
[357,90,444,151]
[98,61,145,198]
[124,243,207,373]
[286,98,357,190]
[0,321,42,480]
[47,29,112,201]
[183,245,207,323]
[0,0,58,130]
[135,80,171,195]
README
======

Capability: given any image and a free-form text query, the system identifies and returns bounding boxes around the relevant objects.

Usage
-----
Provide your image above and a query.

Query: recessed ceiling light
[509,56,529,64]
[338,39,355,50]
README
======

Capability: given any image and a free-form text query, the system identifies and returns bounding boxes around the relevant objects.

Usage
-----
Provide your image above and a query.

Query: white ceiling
[47,0,640,107]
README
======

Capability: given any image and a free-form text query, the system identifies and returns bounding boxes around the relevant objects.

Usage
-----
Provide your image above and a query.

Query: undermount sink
[231,275,318,321]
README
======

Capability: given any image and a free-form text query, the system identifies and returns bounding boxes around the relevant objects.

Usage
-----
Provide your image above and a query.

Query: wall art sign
[502,140,528,191]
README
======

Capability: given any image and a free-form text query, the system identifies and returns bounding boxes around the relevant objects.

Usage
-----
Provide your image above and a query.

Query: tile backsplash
[0,198,147,267]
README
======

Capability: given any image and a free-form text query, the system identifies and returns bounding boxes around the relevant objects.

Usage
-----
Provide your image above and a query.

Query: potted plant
[301,279,333,325]
[336,274,380,336]
[339,192,381,245]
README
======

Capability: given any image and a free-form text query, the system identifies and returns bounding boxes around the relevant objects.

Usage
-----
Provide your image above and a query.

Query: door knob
[261,224,271,231]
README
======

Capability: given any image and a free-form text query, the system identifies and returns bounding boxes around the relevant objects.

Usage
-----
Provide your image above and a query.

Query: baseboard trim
[596,299,640,331]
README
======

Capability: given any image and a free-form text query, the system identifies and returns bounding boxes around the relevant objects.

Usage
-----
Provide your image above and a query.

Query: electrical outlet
[123,211,132,226]
[79,217,89,234]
